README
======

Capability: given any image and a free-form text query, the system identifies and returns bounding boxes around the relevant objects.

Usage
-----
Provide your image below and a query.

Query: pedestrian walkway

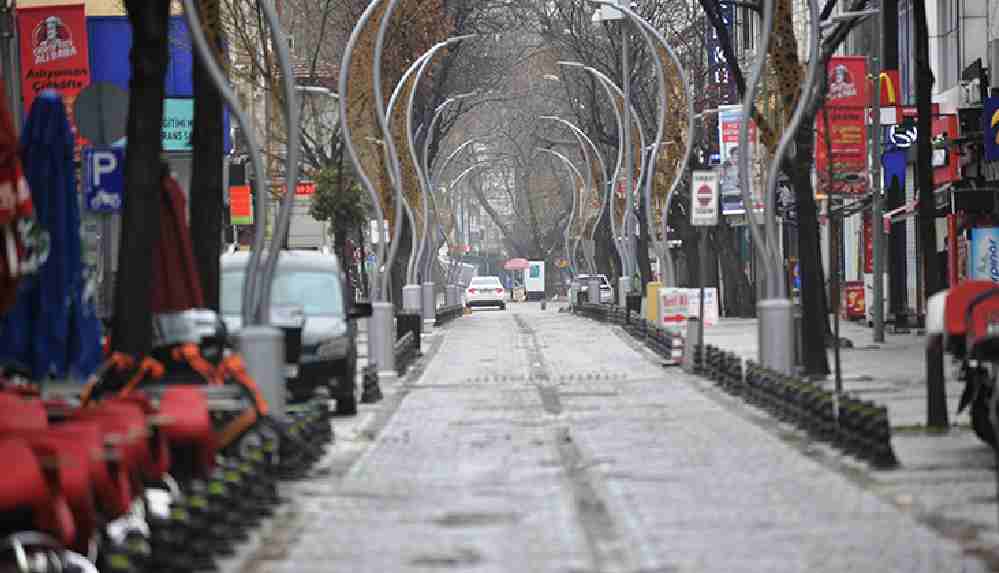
[235,305,989,572]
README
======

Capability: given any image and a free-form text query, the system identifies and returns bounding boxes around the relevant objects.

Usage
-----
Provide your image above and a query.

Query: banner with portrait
[717,104,762,215]
[16,5,90,138]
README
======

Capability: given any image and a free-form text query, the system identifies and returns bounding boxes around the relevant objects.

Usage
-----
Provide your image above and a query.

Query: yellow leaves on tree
[343,0,452,230]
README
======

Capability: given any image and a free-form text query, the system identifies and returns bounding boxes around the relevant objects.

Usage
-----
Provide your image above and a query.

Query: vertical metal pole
[871,7,885,343]
[620,7,634,294]
[698,227,707,352]
[832,203,843,394]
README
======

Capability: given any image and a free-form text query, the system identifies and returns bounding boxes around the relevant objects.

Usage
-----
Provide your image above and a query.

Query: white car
[576,274,613,304]
[465,276,507,310]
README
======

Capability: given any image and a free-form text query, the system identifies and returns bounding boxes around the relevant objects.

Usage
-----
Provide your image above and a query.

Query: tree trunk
[595,208,618,280]
[711,223,754,316]
[913,0,941,306]
[636,194,652,289]
[792,121,830,376]
[111,0,171,356]
[189,0,225,311]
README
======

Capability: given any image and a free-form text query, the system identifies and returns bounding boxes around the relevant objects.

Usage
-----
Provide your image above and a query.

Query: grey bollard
[618,276,632,307]
[588,278,602,304]
[758,298,795,375]
[402,284,422,315]
[684,317,701,373]
[239,325,286,419]
[422,282,435,330]
[370,301,396,379]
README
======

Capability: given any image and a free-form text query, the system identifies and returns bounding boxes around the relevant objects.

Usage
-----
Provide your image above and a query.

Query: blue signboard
[970,227,999,283]
[86,16,231,152]
[82,146,125,213]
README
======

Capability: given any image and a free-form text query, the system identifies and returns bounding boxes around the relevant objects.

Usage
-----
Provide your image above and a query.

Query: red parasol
[503,258,530,271]
[150,169,204,313]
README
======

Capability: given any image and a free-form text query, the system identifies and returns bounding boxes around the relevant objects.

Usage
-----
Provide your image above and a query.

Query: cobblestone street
[234,304,990,572]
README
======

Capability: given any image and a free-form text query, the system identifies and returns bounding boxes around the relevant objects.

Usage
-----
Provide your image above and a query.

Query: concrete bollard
[422,282,436,332]
[683,317,701,373]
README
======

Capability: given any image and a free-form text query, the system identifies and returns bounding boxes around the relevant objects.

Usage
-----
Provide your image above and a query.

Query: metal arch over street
[537,147,585,277]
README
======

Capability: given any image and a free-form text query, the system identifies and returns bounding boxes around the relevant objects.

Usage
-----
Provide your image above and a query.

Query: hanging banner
[229,185,253,225]
[16,5,90,136]
[932,114,960,186]
[826,56,868,108]
[815,106,868,196]
[862,212,873,274]
[717,105,761,214]
[704,2,736,106]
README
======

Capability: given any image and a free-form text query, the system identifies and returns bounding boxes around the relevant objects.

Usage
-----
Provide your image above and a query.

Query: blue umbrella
[0,90,100,380]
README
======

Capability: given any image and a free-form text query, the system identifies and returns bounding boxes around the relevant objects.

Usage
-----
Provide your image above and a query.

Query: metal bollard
[758,298,795,375]
[239,326,286,420]
[422,282,436,332]
[369,301,396,380]
[402,284,422,315]
[683,318,701,373]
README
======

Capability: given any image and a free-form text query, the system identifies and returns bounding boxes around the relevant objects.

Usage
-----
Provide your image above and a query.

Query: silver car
[220,250,365,414]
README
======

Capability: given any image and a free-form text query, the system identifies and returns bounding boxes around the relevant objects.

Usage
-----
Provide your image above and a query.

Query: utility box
[645,281,662,322]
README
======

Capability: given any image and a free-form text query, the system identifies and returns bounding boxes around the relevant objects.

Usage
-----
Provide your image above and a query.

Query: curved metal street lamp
[556,62,647,274]
[539,116,609,275]
[537,148,584,277]
[586,0,695,287]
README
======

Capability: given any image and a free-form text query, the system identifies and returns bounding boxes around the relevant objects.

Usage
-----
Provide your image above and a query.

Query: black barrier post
[926,333,949,429]
[397,312,422,352]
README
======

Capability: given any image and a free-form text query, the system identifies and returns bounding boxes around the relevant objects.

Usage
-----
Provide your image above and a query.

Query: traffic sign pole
[690,170,719,367]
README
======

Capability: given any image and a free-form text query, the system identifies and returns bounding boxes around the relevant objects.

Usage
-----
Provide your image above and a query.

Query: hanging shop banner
[704,2,736,106]
[863,212,873,274]
[229,185,253,225]
[690,170,719,226]
[984,97,999,161]
[815,106,868,196]
[969,227,999,283]
[16,5,90,133]
[826,56,868,108]
[717,105,761,214]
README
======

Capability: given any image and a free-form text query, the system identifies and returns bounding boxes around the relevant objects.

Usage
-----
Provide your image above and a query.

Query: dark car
[220,250,366,415]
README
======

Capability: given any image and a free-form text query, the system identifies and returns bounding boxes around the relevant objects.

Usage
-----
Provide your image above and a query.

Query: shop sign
[16,5,90,139]
[970,227,999,283]
[815,106,868,195]
[229,185,252,225]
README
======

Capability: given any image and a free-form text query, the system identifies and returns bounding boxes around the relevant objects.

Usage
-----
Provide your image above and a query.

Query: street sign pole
[688,170,719,371]
[871,7,885,343]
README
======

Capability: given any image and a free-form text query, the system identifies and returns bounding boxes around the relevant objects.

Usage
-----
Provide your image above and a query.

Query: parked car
[220,250,369,415]
[465,276,507,310]
[576,273,613,303]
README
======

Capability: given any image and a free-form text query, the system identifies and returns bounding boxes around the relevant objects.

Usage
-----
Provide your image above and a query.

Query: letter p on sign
[93,151,117,186]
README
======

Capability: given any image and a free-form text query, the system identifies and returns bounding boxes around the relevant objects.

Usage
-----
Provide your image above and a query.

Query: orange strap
[218,355,269,415]
[81,352,136,406]
[119,357,166,398]
[171,343,222,385]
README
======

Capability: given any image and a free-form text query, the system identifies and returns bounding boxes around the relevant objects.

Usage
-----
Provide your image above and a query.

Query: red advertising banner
[16,5,90,136]
[815,106,868,195]
[826,56,868,108]
[863,212,873,274]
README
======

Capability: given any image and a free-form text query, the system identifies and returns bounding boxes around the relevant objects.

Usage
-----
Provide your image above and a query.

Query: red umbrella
[150,168,204,313]
[503,258,530,271]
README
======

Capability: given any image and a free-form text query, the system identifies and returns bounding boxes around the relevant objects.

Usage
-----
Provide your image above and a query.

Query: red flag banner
[815,106,868,196]
[16,5,90,135]
[826,56,867,108]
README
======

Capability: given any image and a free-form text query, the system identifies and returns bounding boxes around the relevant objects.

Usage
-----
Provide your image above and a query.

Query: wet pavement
[228,304,992,572]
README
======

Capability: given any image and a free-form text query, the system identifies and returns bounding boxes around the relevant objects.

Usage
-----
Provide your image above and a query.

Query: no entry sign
[690,170,719,226]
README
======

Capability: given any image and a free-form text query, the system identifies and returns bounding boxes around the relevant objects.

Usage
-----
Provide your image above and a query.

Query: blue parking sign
[82,146,125,213]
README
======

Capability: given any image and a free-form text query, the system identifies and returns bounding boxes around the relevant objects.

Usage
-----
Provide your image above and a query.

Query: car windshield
[470,277,502,287]
[221,269,343,317]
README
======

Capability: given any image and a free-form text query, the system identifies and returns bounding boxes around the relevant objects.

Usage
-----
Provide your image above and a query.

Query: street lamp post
[586,0,695,292]
[539,115,610,276]
[556,62,647,276]
[538,147,585,288]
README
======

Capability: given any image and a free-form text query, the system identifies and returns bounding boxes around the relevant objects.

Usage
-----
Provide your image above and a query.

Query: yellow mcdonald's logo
[879,72,897,105]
